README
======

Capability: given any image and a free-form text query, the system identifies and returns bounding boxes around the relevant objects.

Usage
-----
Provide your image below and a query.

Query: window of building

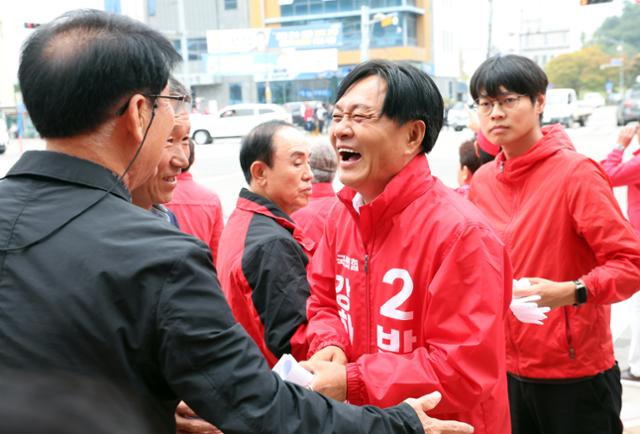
[104,0,121,14]
[406,13,417,46]
[224,0,237,10]
[229,84,243,104]
[172,38,208,61]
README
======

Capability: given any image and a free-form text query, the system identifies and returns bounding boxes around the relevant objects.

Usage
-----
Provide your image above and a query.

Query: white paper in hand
[510,279,551,325]
[272,354,314,388]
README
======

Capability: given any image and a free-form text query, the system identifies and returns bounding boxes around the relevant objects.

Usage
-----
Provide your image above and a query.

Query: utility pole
[618,44,625,98]
[360,5,370,62]
[486,0,493,58]
[177,0,190,91]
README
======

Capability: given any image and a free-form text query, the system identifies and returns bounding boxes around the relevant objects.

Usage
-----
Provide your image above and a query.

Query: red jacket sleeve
[569,159,640,304]
[305,222,351,358]
[345,225,511,414]
[209,195,224,267]
[600,148,640,187]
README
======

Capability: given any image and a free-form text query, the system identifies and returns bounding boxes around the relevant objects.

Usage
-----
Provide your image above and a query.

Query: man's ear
[535,93,546,115]
[249,160,269,188]
[461,165,473,183]
[405,119,426,155]
[122,94,152,143]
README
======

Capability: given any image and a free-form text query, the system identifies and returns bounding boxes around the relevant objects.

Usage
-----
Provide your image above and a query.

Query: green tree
[545,46,616,95]
[591,1,640,90]
[592,2,640,54]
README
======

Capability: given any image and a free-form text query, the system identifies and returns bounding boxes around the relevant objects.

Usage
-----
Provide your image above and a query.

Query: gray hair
[310,138,337,183]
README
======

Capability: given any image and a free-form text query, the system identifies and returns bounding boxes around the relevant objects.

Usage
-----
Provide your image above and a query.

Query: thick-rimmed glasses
[473,95,525,116]
[116,93,191,116]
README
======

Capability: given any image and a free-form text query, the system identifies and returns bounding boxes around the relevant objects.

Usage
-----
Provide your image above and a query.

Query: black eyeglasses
[116,93,191,116]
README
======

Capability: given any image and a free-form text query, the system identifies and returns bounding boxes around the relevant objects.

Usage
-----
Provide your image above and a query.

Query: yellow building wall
[249,0,280,28]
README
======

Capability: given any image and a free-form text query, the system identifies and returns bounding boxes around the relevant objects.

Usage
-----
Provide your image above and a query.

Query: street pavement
[2,105,640,431]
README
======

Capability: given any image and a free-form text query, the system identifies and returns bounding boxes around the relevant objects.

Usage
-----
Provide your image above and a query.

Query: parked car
[617,88,640,126]
[446,101,469,131]
[542,88,591,128]
[0,113,8,155]
[581,92,606,108]
[190,103,292,144]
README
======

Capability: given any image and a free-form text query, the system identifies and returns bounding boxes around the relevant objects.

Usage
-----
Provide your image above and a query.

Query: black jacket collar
[5,150,131,201]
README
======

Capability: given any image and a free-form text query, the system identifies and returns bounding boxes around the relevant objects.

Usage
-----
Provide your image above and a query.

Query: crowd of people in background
[1,8,640,434]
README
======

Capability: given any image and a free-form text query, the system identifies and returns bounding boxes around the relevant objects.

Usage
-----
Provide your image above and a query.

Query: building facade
[247,0,433,104]
[145,0,256,111]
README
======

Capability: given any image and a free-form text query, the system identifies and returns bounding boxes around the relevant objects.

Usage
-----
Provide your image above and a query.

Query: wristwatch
[573,280,587,306]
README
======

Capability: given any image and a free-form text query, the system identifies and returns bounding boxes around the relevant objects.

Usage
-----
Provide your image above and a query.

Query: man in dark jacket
[217,120,314,367]
[0,9,472,434]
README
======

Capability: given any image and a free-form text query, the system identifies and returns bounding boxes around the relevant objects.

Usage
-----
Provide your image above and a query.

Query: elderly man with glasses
[132,77,191,226]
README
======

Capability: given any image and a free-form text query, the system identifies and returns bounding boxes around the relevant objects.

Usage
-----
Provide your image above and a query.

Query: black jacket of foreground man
[0,151,423,434]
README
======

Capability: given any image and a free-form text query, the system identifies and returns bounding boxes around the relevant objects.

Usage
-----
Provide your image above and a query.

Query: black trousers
[508,364,623,434]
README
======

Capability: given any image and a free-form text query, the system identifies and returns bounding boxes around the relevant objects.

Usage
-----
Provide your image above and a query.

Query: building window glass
[172,38,207,61]
[229,84,242,105]
[406,13,417,46]
[147,0,156,16]
[224,0,237,10]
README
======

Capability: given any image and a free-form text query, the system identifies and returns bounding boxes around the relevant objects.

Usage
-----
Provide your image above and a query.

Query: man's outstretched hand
[404,392,474,434]
[175,401,223,434]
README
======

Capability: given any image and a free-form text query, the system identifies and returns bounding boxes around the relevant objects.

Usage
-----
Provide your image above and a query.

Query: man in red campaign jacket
[468,54,640,434]
[292,137,338,246]
[167,138,224,266]
[217,120,314,367]
[301,60,512,434]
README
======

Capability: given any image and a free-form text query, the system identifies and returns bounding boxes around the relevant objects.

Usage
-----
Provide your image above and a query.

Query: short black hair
[239,120,294,184]
[470,54,548,104]
[458,137,495,175]
[18,9,180,138]
[459,139,481,174]
[335,60,443,154]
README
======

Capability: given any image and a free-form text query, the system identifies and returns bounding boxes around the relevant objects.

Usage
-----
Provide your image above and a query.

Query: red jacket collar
[337,153,434,225]
[236,188,315,252]
[495,124,576,183]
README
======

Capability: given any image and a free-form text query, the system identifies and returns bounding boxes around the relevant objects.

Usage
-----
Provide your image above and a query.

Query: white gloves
[510,279,551,325]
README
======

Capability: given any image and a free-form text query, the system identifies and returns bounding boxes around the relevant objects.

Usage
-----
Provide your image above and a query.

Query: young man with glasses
[300,59,512,434]
[469,54,640,434]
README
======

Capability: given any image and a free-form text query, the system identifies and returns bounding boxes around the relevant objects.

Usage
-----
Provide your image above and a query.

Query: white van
[543,88,591,128]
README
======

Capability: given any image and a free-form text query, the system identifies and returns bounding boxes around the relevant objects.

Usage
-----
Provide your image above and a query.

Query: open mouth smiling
[337,147,362,162]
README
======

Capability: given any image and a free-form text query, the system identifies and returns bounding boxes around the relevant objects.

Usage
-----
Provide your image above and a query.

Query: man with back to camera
[299,59,512,434]
[216,120,314,366]
[468,54,640,434]
[0,9,474,434]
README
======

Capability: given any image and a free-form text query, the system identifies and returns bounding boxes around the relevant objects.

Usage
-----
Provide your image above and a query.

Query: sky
[490,0,624,50]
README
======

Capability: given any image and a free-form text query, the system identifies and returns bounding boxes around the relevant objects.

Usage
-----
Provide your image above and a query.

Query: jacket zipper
[364,253,371,352]
[563,307,575,359]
